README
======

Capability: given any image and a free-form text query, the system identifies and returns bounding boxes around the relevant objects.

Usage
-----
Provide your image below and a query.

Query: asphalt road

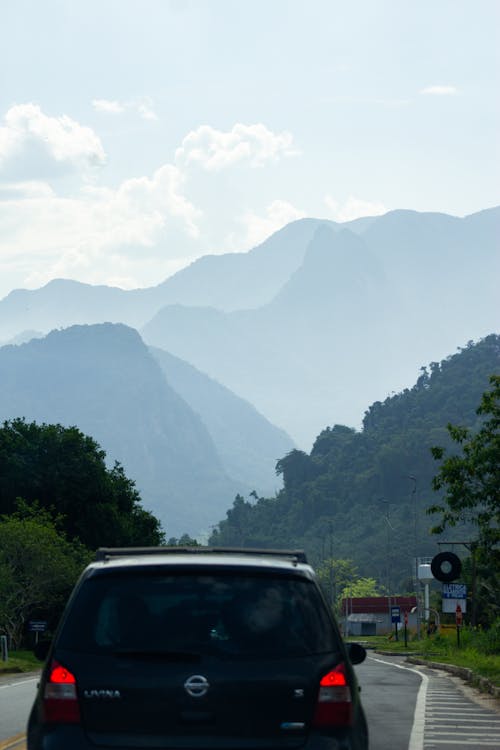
[0,672,38,746]
[355,654,422,749]
[1,656,499,749]
[357,653,500,749]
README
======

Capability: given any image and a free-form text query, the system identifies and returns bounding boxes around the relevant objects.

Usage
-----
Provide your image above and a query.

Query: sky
[0,0,498,301]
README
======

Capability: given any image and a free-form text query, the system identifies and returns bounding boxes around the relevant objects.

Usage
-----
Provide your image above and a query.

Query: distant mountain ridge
[0,218,328,341]
[1,207,498,446]
[142,208,500,444]
[150,346,293,493]
[0,324,292,535]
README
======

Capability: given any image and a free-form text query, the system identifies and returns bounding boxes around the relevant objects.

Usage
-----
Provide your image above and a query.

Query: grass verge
[0,650,41,674]
[351,626,500,687]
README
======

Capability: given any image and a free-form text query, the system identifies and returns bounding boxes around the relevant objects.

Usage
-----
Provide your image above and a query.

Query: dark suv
[28,547,368,749]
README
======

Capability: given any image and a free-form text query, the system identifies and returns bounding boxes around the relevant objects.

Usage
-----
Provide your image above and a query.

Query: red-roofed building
[340,596,418,636]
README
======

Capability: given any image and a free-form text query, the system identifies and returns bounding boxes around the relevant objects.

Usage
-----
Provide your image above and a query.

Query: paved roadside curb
[373,649,500,701]
[0,668,39,678]
[405,655,500,700]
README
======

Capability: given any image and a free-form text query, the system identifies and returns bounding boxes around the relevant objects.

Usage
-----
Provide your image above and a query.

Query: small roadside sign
[28,620,48,632]
[442,583,467,613]
[391,606,401,623]
[442,583,467,599]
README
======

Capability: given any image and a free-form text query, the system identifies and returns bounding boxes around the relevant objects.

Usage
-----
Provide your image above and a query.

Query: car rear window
[57,569,339,658]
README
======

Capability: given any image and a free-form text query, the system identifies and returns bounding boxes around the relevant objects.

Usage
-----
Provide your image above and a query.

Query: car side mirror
[347,642,367,665]
[34,639,51,661]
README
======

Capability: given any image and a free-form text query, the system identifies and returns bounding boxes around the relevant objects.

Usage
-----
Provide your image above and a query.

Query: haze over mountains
[0,219,322,339]
[1,207,498,447]
[0,324,292,536]
[142,208,500,444]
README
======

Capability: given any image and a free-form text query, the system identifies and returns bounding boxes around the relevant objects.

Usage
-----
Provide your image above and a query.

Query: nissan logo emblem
[184,674,210,698]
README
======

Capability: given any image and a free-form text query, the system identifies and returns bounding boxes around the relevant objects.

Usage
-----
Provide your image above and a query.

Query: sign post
[28,620,48,645]
[404,610,408,648]
[455,604,462,647]
[391,606,401,642]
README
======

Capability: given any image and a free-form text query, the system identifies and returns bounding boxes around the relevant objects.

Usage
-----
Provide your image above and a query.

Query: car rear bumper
[28,725,366,750]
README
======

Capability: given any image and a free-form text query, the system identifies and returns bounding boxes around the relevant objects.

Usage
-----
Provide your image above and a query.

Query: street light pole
[377,497,391,594]
[409,475,421,639]
[412,605,440,634]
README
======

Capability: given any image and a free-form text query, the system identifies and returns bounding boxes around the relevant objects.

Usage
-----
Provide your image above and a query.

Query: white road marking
[426,718,500,724]
[426,741,500,746]
[427,706,488,716]
[0,678,37,691]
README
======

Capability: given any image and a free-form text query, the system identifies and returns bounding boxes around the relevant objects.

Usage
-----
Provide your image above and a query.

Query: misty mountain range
[0,207,498,534]
[143,207,500,444]
[0,324,292,536]
[0,218,322,338]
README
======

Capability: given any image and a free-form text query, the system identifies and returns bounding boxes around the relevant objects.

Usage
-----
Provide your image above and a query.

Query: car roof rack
[95,546,308,564]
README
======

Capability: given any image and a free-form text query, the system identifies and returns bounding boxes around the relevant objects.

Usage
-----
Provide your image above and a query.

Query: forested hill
[210,334,500,591]
[0,323,245,536]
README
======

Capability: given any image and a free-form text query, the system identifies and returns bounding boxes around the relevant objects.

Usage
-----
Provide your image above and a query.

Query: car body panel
[27,548,368,750]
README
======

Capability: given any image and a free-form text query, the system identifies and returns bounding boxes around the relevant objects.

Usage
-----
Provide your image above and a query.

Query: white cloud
[175,123,298,171]
[90,163,201,243]
[0,181,55,200]
[0,163,201,293]
[92,99,125,114]
[137,102,158,121]
[0,104,106,170]
[92,97,158,120]
[0,123,18,163]
[420,85,458,96]
[229,199,306,250]
[324,195,387,223]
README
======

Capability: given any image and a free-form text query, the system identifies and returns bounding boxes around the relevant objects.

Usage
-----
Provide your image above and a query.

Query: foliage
[416,623,500,685]
[428,374,500,560]
[0,501,91,647]
[166,533,200,546]
[372,622,500,686]
[339,577,382,600]
[0,649,42,673]
[458,551,500,629]
[210,335,500,592]
[460,619,500,655]
[0,418,164,549]
[314,559,383,613]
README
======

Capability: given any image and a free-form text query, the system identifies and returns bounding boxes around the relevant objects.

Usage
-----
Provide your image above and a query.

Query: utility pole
[409,475,421,639]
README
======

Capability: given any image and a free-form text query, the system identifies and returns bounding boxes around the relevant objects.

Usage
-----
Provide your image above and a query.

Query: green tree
[166,533,200,546]
[0,419,164,549]
[0,501,90,647]
[316,558,359,610]
[340,577,381,600]
[209,336,499,589]
[428,375,500,561]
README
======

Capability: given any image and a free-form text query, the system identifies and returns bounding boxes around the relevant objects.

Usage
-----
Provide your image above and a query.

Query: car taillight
[42,660,81,724]
[312,662,353,727]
